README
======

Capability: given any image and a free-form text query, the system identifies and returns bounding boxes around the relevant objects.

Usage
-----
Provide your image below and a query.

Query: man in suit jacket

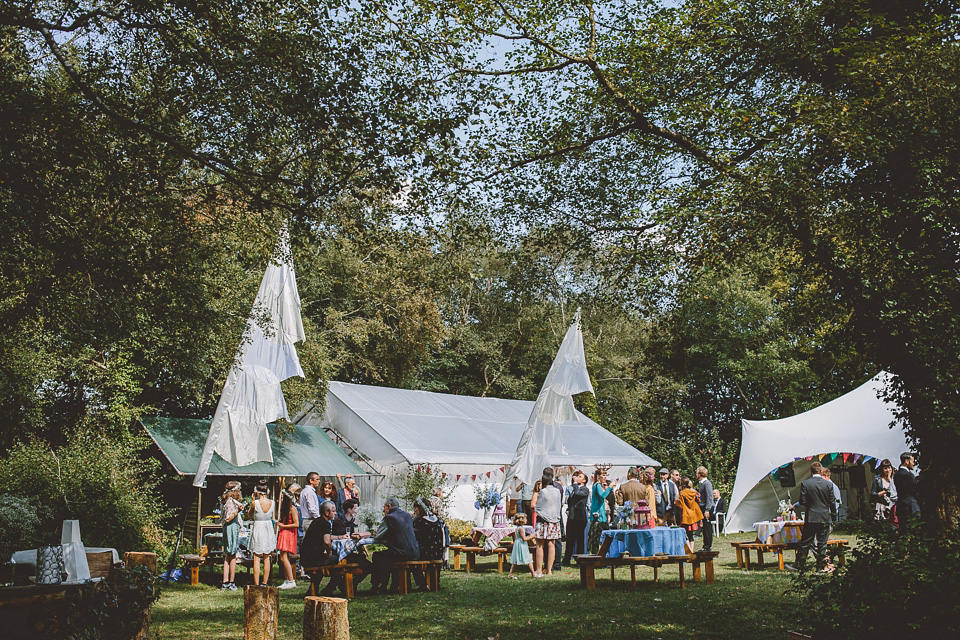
[617,467,647,505]
[793,462,837,571]
[696,466,715,551]
[894,452,921,526]
[656,468,679,525]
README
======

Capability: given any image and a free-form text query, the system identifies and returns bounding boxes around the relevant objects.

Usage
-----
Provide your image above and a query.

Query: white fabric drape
[194,227,305,487]
[504,310,595,497]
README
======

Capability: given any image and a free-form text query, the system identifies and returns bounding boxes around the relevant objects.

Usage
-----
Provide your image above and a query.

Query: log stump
[124,552,158,574]
[303,596,349,640]
[244,585,279,640]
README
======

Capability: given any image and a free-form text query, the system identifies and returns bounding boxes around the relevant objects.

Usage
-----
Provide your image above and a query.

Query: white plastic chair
[713,512,725,537]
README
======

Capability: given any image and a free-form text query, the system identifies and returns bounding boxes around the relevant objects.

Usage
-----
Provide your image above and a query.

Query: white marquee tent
[725,373,911,533]
[295,382,658,521]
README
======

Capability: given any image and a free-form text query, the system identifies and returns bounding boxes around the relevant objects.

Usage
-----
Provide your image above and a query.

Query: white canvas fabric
[194,228,305,487]
[503,311,595,497]
[725,373,910,532]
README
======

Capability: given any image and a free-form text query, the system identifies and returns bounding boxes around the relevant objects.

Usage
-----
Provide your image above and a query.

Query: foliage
[0,493,46,561]
[356,504,383,532]
[0,432,175,558]
[791,523,960,637]
[64,565,160,640]
[390,465,450,510]
[473,484,501,509]
[445,517,476,543]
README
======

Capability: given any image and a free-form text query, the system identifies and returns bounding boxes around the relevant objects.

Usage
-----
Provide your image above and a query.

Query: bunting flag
[455,475,461,481]
[822,453,837,466]
[504,310,594,498]
[194,227,305,487]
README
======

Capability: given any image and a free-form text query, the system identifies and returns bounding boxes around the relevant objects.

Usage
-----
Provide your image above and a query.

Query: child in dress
[220,481,243,590]
[507,513,537,579]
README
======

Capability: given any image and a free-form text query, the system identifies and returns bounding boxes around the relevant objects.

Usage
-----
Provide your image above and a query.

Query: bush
[0,431,175,560]
[791,522,960,637]
[0,493,47,561]
[390,465,451,511]
[64,564,160,639]
[446,518,475,543]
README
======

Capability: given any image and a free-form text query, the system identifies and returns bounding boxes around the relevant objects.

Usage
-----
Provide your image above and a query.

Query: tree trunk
[303,596,349,640]
[244,585,279,640]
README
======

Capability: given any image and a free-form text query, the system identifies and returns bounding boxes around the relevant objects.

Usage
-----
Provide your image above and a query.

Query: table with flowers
[754,520,804,545]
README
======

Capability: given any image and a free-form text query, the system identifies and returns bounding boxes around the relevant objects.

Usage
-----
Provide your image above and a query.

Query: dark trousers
[371,549,411,591]
[306,555,340,594]
[797,521,831,570]
[700,516,713,550]
[521,500,533,523]
[563,519,587,564]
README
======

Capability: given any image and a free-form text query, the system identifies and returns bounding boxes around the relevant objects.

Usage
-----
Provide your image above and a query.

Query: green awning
[141,417,363,477]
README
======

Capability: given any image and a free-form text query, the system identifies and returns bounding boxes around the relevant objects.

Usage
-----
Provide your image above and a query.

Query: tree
[390,0,960,528]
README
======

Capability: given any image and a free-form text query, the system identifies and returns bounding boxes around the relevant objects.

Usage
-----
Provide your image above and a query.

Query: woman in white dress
[246,480,277,586]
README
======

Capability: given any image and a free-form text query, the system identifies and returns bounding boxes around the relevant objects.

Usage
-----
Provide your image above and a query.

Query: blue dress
[509,526,532,565]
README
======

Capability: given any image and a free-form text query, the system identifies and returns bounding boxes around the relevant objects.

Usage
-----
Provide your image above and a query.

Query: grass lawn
[151,532,851,639]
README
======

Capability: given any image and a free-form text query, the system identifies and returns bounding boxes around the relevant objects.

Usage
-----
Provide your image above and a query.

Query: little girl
[221,481,243,590]
[507,513,537,579]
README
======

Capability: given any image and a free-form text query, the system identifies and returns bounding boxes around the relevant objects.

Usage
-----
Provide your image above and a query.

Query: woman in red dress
[276,488,300,589]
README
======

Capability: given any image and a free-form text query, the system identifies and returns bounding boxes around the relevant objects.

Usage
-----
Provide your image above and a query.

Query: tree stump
[244,585,279,640]
[124,552,157,573]
[303,596,349,640]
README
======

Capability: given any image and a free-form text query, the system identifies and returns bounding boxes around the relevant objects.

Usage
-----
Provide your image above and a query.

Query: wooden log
[303,596,349,640]
[244,585,279,640]
[125,552,158,574]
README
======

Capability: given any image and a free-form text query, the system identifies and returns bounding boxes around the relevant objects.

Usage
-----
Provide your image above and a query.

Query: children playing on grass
[507,512,538,579]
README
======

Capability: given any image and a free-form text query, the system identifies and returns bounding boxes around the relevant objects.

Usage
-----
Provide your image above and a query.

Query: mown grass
[152,531,852,639]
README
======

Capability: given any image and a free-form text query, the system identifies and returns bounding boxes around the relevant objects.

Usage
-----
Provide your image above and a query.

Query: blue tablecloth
[600,527,687,558]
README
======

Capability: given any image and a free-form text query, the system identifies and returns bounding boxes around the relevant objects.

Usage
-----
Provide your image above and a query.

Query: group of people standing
[870,452,921,527]
[515,463,723,575]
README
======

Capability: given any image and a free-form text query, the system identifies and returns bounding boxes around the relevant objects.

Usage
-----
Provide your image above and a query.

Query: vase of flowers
[474,484,501,528]
[777,499,794,520]
[615,501,634,529]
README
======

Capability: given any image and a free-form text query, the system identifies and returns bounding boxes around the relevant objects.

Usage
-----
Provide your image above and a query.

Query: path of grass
[152,532,848,639]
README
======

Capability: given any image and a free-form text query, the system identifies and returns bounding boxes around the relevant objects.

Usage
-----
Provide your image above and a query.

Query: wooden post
[303,596,349,640]
[244,585,279,640]
[125,552,158,573]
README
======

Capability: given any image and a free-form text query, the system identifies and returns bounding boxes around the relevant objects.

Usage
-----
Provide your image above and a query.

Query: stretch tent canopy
[294,381,658,519]
[725,373,910,533]
[142,416,363,478]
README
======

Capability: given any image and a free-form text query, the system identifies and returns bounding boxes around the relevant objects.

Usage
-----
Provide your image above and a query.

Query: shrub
[0,493,47,561]
[64,564,160,639]
[791,522,960,637]
[390,465,451,511]
[446,518,475,543]
[0,430,175,560]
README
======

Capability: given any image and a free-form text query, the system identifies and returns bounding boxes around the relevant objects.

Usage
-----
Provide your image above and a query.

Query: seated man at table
[300,500,345,595]
[368,498,419,594]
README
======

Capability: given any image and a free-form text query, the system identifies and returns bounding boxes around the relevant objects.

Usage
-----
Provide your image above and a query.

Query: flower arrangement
[615,501,635,528]
[473,484,501,510]
[777,499,794,519]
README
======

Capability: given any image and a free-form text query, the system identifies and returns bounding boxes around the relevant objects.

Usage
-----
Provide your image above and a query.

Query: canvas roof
[725,373,910,532]
[142,416,363,478]
[297,381,658,470]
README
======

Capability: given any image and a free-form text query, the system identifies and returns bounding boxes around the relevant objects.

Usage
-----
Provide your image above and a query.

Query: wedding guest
[220,481,243,591]
[300,472,321,532]
[657,468,679,525]
[368,498,419,594]
[675,477,704,553]
[412,498,445,590]
[319,480,337,505]
[276,488,300,589]
[335,473,360,514]
[894,452,921,527]
[712,489,727,534]
[507,512,537,579]
[696,466,715,552]
[588,468,613,554]
[246,480,277,586]
[871,459,898,522]
[562,470,590,565]
[531,468,562,576]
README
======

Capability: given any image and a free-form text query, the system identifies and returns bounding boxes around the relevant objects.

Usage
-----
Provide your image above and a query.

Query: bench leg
[630,564,637,591]
[705,560,715,584]
[692,561,702,583]
[344,571,355,599]
[497,553,504,573]
[610,565,616,582]
[777,549,784,570]
[757,550,764,567]
[465,553,475,573]
[678,561,686,589]
[453,550,461,570]
[735,546,743,568]
[189,564,200,586]
[579,564,596,590]
[653,564,659,582]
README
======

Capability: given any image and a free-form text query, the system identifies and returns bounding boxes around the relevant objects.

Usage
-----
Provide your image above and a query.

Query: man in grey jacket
[696,466,715,552]
[791,462,838,571]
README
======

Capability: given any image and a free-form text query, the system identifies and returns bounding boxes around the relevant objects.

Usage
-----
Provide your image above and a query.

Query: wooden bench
[449,544,466,570]
[691,550,719,584]
[392,560,443,594]
[732,541,787,569]
[574,553,690,590]
[178,554,205,586]
[460,546,510,572]
[788,539,849,567]
[303,563,363,599]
